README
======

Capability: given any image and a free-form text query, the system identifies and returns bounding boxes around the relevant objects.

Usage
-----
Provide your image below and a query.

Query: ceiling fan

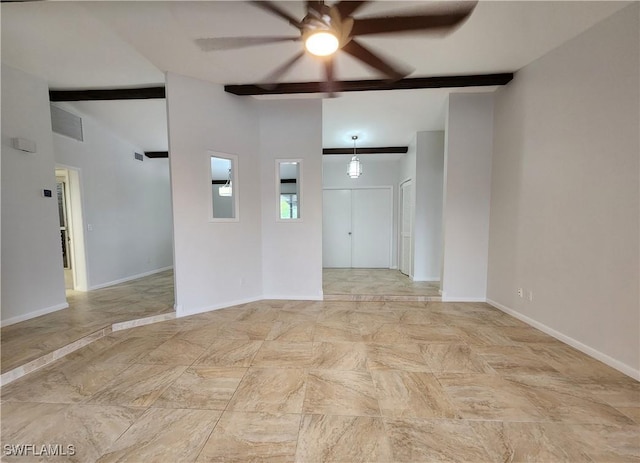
[195,1,477,95]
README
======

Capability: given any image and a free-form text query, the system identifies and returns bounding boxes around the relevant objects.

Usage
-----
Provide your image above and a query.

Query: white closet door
[352,188,391,268]
[322,189,352,267]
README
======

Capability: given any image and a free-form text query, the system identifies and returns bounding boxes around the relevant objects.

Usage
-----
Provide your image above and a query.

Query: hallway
[323,268,440,301]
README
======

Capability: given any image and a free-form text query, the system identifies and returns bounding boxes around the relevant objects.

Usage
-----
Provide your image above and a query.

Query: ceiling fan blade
[323,58,336,97]
[341,38,410,81]
[306,1,324,13]
[250,1,303,30]
[195,36,300,51]
[259,51,306,89]
[333,1,369,18]
[351,7,476,36]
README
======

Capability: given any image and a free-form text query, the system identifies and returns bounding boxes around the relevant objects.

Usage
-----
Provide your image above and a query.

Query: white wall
[413,131,444,281]
[488,4,639,378]
[260,100,323,299]
[441,93,494,301]
[323,156,400,268]
[53,103,173,289]
[1,65,67,324]
[166,72,263,316]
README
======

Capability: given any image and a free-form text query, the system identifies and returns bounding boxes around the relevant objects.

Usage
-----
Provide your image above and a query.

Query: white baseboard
[487,298,640,381]
[263,294,324,301]
[440,293,486,302]
[412,276,440,282]
[177,292,326,318]
[89,266,173,290]
[1,302,69,327]
[176,295,263,318]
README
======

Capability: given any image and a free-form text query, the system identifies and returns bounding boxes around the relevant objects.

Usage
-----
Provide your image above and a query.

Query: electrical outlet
[517,288,524,298]
[527,291,533,302]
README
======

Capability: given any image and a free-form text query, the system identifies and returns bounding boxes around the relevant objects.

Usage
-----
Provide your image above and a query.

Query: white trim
[176,296,263,318]
[55,163,89,291]
[1,302,69,327]
[275,159,303,222]
[441,295,486,302]
[208,151,240,223]
[176,293,325,318]
[413,276,440,282]
[399,179,413,279]
[487,298,640,381]
[263,294,324,301]
[88,266,173,290]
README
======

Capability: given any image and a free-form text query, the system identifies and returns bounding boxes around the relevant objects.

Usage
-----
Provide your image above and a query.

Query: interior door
[322,189,352,267]
[56,179,71,270]
[400,181,413,276]
[352,188,391,268]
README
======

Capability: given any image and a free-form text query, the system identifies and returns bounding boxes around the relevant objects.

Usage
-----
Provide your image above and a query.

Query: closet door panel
[322,189,352,267]
[352,188,391,268]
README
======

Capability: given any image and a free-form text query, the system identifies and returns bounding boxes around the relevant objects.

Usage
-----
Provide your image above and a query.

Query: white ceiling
[1,1,629,151]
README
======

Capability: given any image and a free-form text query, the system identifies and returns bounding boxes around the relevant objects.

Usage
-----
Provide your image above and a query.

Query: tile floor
[1,299,638,462]
[323,268,441,300]
[1,270,174,374]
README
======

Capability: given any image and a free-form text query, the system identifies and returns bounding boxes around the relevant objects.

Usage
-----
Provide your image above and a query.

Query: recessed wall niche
[276,159,302,221]
[209,152,239,221]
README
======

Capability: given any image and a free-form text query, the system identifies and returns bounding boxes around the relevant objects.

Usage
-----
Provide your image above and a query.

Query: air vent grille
[50,105,83,142]
[134,152,144,162]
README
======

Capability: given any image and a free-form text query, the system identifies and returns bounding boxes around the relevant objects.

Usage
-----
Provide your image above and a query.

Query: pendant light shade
[348,156,362,178]
[219,168,232,196]
[347,135,362,178]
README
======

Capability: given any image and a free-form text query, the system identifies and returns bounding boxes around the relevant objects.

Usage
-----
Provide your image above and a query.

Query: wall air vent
[50,104,83,142]
[134,152,144,162]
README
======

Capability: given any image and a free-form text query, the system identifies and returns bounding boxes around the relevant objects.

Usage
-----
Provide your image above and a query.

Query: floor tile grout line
[191,407,226,463]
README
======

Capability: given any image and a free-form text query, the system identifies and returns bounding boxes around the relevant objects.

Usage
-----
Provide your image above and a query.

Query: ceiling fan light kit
[305,31,339,56]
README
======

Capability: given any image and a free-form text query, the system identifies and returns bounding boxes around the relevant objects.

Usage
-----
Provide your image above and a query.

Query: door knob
[348,232,352,235]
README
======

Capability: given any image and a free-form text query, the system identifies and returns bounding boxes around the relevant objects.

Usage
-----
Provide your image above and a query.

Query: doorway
[55,166,88,292]
[56,173,73,289]
[322,187,392,268]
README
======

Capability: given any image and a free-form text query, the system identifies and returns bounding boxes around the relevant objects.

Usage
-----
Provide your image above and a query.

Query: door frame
[399,178,413,278]
[55,164,89,291]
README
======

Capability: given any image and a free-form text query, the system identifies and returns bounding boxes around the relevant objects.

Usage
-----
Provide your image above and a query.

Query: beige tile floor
[1,299,638,462]
[323,268,441,300]
[1,270,175,374]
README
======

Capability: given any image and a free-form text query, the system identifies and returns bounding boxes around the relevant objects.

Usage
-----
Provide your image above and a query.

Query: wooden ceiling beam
[323,146,408,155]
[49,86,166,102]
[144,151,169,158]
[225,73,513,96]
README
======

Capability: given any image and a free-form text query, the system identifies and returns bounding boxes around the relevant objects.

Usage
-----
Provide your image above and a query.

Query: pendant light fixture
[347,135,362,179]
[219,168,232,197]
